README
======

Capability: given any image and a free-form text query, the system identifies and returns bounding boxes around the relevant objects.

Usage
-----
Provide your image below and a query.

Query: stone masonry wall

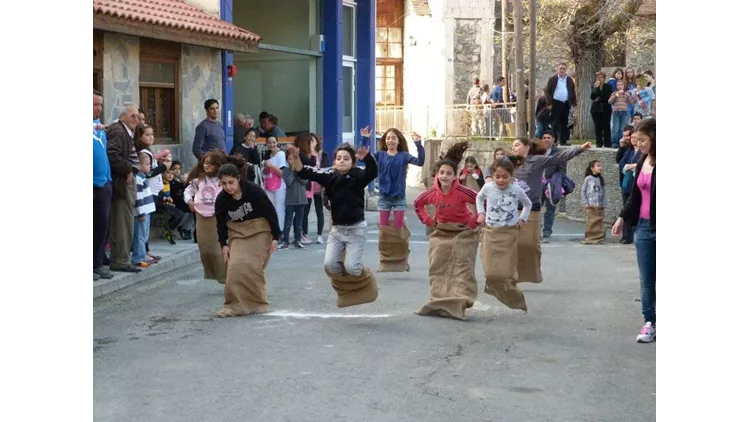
[421,139,623,225]
[453,18,482,104]
[102,33,139,125]
[173,44,223,169]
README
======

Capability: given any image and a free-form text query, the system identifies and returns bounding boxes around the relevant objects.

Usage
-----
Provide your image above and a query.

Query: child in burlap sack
[363,125,425,272]
[214,162,281,318]
[476,155,532,311]
[581,160,607,245]
[413,141,481,320]
[286,142,380,308]
[184,151,230,284]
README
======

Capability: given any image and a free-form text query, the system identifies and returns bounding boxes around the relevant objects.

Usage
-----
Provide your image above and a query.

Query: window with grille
[139,40,180,145]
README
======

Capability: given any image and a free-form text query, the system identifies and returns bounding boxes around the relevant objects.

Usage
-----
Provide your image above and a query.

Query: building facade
[94,0,378,165]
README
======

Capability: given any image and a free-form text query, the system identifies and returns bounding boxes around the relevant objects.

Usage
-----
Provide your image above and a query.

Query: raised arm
[406,135,426,166]
[536,143,591,170]
[353,148,378,188]
[288,146,334,187]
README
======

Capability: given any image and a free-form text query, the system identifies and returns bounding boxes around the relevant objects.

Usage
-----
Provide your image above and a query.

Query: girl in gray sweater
[581,160,607,244]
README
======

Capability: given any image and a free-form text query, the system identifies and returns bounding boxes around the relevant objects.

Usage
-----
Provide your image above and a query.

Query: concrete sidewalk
[94,205,382,299]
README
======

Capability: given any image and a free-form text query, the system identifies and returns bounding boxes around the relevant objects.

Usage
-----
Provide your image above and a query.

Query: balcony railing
[375,103,521,139]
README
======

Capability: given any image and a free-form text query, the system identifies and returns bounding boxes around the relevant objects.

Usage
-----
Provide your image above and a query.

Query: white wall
[182,0,219,17]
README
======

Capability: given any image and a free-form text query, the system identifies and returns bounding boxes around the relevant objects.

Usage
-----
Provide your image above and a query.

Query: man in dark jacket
[106,103,142,273]
[539,131,566,240]
[545,63,577,145]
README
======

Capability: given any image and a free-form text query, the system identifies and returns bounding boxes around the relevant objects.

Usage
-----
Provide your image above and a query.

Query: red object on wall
[227,64,237,77]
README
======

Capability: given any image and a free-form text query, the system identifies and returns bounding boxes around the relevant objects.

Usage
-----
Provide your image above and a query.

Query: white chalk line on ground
[265,311,394,319]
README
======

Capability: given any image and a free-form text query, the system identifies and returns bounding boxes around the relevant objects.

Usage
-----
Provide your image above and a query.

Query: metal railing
[375,103,520,139]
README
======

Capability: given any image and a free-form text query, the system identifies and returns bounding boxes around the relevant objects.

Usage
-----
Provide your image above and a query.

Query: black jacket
[619,157,655,232]
[590,83,613,114]
[298,153,377,226]
[545,75,577,107]
[214,180,281,245]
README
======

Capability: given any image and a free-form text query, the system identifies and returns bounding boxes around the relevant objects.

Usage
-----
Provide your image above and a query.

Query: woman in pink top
[185,150,228,285]
[612,118,656,344]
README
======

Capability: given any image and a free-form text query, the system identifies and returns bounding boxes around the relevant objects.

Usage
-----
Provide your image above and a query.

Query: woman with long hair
[612,118,656,343]
[511,137,592,283]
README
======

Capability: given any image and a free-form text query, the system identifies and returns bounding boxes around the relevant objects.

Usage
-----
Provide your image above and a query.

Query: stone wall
[175,45,223,168]
[421,138,624,225]
[452,18,482,104]
[102,33,139,124]
[626,17,656,73]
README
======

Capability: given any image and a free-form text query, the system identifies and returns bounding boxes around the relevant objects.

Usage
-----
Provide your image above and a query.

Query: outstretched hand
[411,132,422,142]
[356,145,370,160]
[360,126,372,138]
[286,144,300,159]
[580,142,593,151]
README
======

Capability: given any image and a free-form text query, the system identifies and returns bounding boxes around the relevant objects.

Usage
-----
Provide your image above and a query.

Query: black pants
[621,192,634,242]
[552,100,571,145]
[591,110,612,148]
[303,194,324,236]
[94,182,112,270]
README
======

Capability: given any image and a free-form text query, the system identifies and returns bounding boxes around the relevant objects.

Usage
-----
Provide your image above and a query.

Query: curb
[93,245,200,299]
[94,211,381,299]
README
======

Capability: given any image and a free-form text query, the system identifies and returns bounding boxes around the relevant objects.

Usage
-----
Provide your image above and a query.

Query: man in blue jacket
[93,91,113,280]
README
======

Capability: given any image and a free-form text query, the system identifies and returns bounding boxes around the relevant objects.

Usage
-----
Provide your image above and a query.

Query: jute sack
[462,176,481,214]
[517,210,543,283]
[416,223,480,320]
[325,267,379,308]
[217,219,273,318]
[581,206,605,244]
[378,224,410,272]
[196,214,227,284]
[481,225,527,311]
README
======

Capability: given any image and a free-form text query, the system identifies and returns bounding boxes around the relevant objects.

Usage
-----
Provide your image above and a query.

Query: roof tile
[93,0,261,42]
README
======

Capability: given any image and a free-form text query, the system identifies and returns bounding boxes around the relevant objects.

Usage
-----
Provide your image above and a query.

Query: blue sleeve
[192,122,206,160]
[406,141,425,166]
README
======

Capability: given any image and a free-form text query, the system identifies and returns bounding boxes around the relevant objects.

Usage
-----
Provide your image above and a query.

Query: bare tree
[567,0,644,140]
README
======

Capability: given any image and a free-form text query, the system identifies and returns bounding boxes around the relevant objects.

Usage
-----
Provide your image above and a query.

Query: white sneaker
[316,235,323,244]
[636,322,655,343]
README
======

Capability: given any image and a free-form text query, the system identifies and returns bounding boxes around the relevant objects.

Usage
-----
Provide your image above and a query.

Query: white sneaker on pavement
[636,322,655,343]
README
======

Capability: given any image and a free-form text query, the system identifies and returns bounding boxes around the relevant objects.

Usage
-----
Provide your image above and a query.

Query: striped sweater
[135,173,156,217]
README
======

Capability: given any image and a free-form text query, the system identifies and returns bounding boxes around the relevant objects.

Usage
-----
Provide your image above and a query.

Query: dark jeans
[591,110,612,147]
[303,194,324,236]
[283,204,306,244]
[620,193,634,242]
[94,182,112,270]
[635,219,656,324]
[542,196,556,236]
[552,100,571,145]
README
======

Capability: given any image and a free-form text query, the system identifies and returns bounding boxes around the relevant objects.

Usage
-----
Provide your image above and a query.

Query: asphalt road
[94,210,655,422]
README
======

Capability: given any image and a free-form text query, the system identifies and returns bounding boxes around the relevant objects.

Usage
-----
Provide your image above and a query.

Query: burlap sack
[581,206,605,244]
[196,214,227,284]
[378,224,410,272]
[416,223,480,320]
[517,211,543,283]
[216,219,273,318]
[481,225,527,311]
[325,267,379,308]
[462,175,481,214]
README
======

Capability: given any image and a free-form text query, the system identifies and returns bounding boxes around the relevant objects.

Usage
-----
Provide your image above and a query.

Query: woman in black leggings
[303,134,330,244]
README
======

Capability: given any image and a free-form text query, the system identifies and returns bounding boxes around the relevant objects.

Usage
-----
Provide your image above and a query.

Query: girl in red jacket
[413,141,481,320]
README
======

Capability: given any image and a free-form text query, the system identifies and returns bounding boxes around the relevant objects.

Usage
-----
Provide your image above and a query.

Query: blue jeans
[131,213,151,264]
[635,219,656,324]
[377,195,407,211]
[535,121,546,139]
[542,197,556,236]
[283,204,306,244]
[611,111,629,144]
[324,224,368,276]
